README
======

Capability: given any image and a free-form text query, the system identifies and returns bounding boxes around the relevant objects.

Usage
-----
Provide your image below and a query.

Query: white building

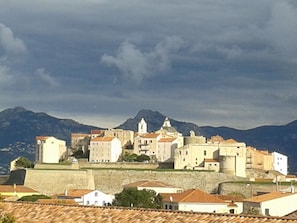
[59,189,114,206]
[89,136,122,162]
[243,191,297,216]
[35,136,67,163]
[123,180,183,194]
[272,152,288,175]
[162,189,236,213]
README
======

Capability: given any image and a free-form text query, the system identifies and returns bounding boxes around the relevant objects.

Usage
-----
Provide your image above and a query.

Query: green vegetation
[15,157,34,169]
[118,152,150,162]
[17,194,51,202]
[72,149,89,159]
[112,188,162,209]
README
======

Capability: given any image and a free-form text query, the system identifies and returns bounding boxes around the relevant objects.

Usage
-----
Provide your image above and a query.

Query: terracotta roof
[91,136,114,142]
[123,180,177,188]
[1,201,297,223]
[244,192,296,203]
[91,129,104,134]
[162,189,225,203]
[158,138,176,142]
[216,194,245,202]
[142,133,160,138]
[204,159,219,163]
[0,185,38,193]
[36,136,49,141]
[57,189,93,197]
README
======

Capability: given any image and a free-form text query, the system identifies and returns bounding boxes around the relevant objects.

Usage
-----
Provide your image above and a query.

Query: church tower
[138,118,147,134]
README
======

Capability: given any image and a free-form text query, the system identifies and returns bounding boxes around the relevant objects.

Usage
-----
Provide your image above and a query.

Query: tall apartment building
[35,136,67,163]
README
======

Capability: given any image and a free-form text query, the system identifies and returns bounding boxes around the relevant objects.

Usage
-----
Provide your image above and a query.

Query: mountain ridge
[0,106,297,174]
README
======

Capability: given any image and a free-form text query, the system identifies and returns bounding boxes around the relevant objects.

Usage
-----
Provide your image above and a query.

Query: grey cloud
[0,24,27,56]
[101,36,184,83]
[35,68,59,88]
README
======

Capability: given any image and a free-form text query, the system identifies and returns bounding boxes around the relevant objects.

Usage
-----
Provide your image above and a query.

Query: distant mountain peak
[2,106,28,113]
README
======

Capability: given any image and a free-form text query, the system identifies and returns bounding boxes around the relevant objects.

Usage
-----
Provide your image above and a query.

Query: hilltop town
[2,117,297,222]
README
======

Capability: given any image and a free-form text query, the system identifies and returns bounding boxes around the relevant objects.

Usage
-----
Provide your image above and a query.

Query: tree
[17,194,51,202]
[135,154,150,162]
[112,188,162,209]
[120,152,138,162]
[15,157,34,169]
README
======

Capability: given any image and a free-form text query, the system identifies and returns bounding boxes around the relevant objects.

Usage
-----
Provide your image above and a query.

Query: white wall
[272,152,288,175]
[260,193,297,216]
[77,190,114,206]
[178,202,228,213]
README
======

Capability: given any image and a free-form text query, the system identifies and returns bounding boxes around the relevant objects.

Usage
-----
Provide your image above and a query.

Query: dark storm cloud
[0,0,296,128]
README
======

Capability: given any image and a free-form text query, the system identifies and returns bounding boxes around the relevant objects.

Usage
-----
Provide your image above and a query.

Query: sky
[0,0,297,130]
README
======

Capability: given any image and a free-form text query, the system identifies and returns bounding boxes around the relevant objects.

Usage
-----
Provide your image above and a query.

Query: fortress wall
[24,169,95,196]
[92,170,243,194]
[24,168,244,195]
[34,163,79,170]
[219,181,297,198]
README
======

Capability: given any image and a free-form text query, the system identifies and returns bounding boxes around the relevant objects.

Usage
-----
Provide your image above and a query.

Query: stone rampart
[24,169,95,195]
[24,168,244,195]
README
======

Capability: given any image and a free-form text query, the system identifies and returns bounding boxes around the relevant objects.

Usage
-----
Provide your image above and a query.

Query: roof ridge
[180,189,196,202]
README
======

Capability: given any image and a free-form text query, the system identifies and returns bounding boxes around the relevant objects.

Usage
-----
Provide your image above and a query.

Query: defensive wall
[24,166,244,196]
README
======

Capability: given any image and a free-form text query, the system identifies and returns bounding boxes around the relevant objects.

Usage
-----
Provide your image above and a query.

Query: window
[185,151,188,155]
[204,150,207,156]
[95,192,98,197]
[265,208,270,216]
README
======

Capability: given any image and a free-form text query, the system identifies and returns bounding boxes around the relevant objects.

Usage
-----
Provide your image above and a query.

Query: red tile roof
[142,133,160,138]
[1,201,297,223]
[244,192,296,203]
[57,189,93,197]
[162,189,225,203]
[91,136,114,142]
[36,136,49,141]
[158,138,176,142]
[0,185,38,193]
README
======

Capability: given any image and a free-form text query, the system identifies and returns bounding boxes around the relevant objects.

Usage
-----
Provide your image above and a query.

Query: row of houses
[34,117,288,178]
[2,180,297,217]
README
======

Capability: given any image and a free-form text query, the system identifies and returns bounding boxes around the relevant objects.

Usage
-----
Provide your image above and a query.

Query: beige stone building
[174,135,247,178]
[134,133,161,160]
[71,133,90,152]
[246,147,273,171]
[89,136,122,163]
[104,128,134,149]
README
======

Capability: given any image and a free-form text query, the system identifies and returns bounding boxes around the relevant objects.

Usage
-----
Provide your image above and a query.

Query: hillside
[0,106,102,174]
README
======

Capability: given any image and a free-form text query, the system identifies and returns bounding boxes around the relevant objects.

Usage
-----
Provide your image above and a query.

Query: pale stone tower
[138,118,147,134]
